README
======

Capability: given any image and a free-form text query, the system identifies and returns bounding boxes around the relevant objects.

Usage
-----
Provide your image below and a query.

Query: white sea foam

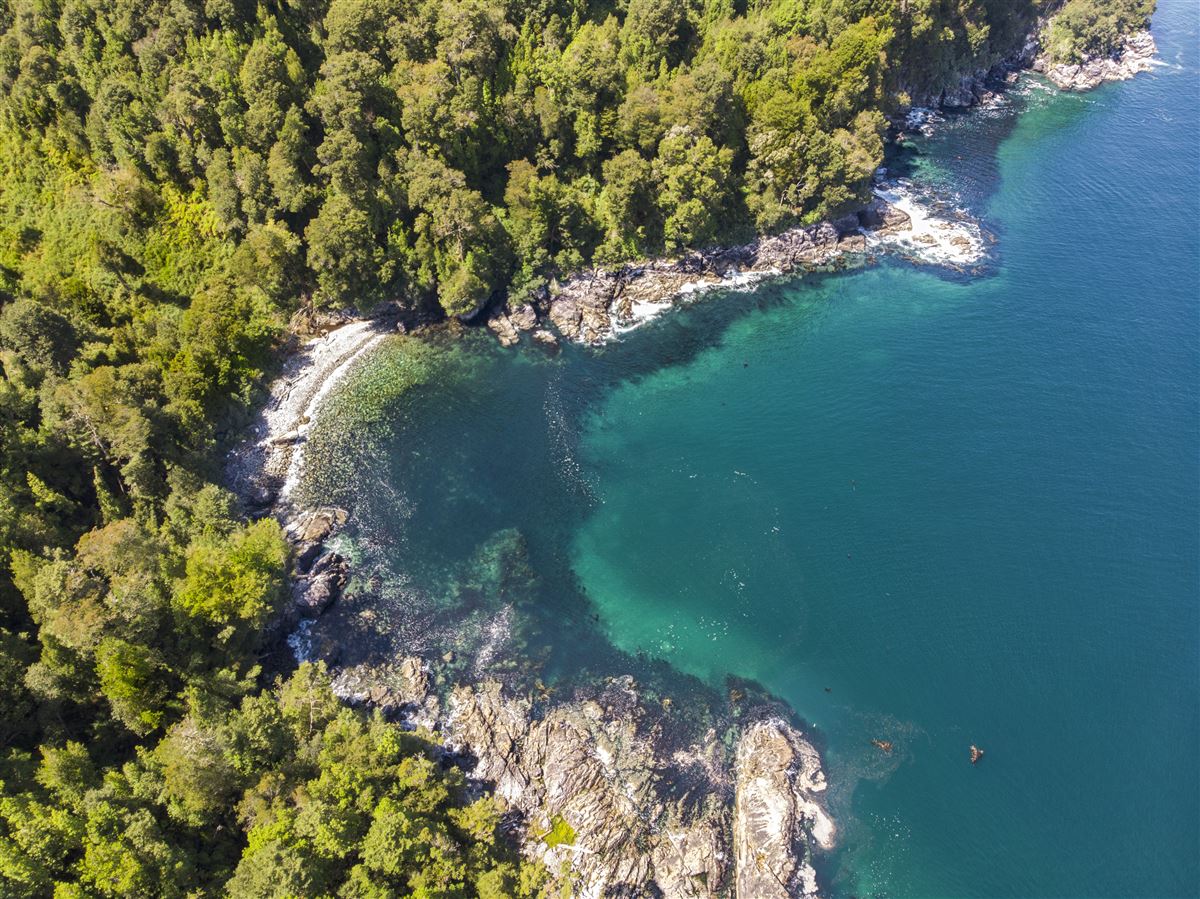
[611,268,779,338]
[277,324,389,501]
[868,181,987,269]
[229,317,392,507]
[603,179,988,344]
[288,618,315,663]
[596,164,993,345]
[613,296,674,334]
[904,106,945,136]
[472,604,514,677]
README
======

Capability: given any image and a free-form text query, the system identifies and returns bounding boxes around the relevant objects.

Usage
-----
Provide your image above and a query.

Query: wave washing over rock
[485,183,988,348]
[867,181,989,269]
[484,19,1162,353]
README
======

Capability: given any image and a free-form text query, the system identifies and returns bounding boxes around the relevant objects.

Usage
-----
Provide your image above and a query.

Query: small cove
[294,6,1199,894]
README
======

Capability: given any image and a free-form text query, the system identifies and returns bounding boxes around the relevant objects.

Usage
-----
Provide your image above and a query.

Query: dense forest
[1043,0,1155,62]
[0,0,1153,895]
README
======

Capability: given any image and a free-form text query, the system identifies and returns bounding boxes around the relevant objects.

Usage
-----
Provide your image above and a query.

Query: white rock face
[733,719,836,899]
[1036,30,1158,92]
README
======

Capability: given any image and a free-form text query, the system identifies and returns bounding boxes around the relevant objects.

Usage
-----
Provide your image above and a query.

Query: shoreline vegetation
[235,18,1162,894]
[0,0,1158,896]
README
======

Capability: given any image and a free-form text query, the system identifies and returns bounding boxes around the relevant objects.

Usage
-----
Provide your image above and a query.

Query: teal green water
[299,5,1199,895]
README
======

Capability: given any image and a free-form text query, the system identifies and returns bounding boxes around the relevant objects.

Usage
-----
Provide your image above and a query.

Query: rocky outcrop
[900,31,1040,112]
[260,506,352,649]
[299,614,837,899]
[292,550,349,617]
[447,679,731,898]
[508,303,539,331]
[336,661,832,899]
[1034,30,1158,91]
[483,181,998,348]
[859,196,912,236]
[486,309,522,347]
[538,218,871,345]
[734,720,836,899]
[290,505,348,546]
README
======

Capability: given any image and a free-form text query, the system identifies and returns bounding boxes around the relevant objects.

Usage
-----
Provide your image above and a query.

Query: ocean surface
[297,4,1199,895]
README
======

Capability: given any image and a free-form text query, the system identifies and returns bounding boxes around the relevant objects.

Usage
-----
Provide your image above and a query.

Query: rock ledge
[1034,30,1158,92]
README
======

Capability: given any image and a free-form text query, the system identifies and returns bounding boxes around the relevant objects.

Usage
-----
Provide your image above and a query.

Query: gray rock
[508,303,539,330]
[293,552,348,617]
[289,506,348,544]
[296,540,324,573]
[940,72,985,108]
[427,674,834,898]
[836,231,868,255]
[542,219,863,344]
[547,295,582,340]
[1039,31,1157,92]
[446,679,731,897]
[733,720,835,899]
[487,311,521,347]
[859,198,912,236]
[832,212,863,235]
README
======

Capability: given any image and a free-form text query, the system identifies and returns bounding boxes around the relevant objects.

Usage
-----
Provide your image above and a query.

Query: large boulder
[289,506,348,545]
[293,551,348,617]
[859,197,912,236]
[487,310,521,347]
[508,302,539,331]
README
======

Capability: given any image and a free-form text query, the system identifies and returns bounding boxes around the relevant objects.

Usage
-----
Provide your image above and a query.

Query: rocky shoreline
[226,315,396,513]
[230,19,1161,896]
[275,507,836,898]
[229,328,842,895]
[485,188,982,347]
[1034,30,1159,92]
[481,18,1159,351]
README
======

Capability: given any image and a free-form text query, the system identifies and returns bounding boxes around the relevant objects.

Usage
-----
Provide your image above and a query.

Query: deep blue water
[299,4,1199,895]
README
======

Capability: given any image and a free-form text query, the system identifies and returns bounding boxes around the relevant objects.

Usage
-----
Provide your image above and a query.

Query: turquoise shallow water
[299,5,1199,895]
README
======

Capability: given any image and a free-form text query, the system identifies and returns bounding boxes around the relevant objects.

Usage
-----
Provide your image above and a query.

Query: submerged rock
[278,519,836,896]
